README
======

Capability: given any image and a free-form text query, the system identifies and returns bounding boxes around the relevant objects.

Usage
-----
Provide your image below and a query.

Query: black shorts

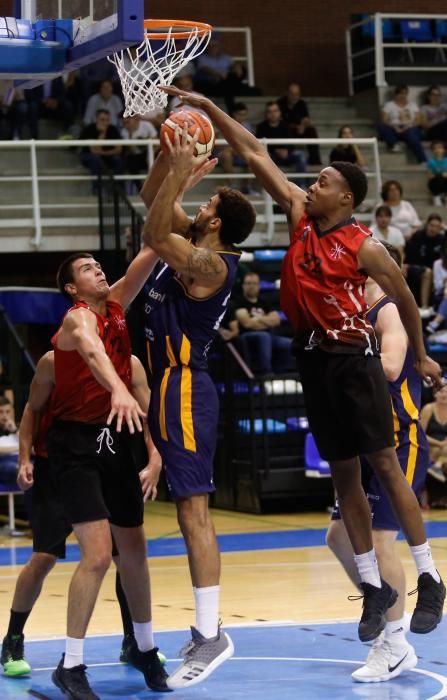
[31,456,72,559]
[47,420,144,528]
[296,348,395,461]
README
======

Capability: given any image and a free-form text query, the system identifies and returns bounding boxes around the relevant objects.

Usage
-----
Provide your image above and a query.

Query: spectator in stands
[80,109,123,191]
[121,114,157,188]
[194,33,234,97]
[0,87,28,140]
[0,396,16,437]
[329,125,365,168]
[25,77,77,139]
[377,85,426,163]
[420,385,447,485]
[168,75,207,115]
[427,141,447,207]
[375,180,421,240]
[404,213,445,315]
[224,62,262,106]
[234,271,293,375]
[0,397,18,485]
[421,85,447,143]
[256,101,306,185]
[277,82,322,166]
[219,102,256,192]
[432,243,447,306]
[369,205,405,254]
[83,79,123,126]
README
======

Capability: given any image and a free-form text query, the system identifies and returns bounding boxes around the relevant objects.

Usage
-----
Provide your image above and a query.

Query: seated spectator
[194,33,234,97]
[329,125,365,168]
[432,243,447,306]
[404,213,445,314]
[234,271,293,375]
[0,87,28,140]
[80,109,123,191]
[277,82,322,166]
[224,62,262,106]
[420,385,447,486]
[0,397,18,485]
[0,396,16,437]
[420,85,447,143]
[427,140,447,207]
[256,101,306,185]
[121,114,157,186]
[374,179,421,239]
[168,75,207,115]
[219,102,256,191]
[83,79,123,126]
[377,85,426,163]
[369,205,405,254]
[25,77,77,138]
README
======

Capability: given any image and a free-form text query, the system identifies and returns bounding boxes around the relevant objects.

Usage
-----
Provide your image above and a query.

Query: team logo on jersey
[112,315,127,330]
[299,251,322,275]
[147,287,166,303]
[329,243,346,260]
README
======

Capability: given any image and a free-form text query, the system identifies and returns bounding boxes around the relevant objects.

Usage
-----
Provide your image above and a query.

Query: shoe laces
[408,578,443,615]
[67,664,91,691]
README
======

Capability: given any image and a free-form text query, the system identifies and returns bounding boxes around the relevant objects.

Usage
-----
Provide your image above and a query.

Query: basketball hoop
[108,18,212,117]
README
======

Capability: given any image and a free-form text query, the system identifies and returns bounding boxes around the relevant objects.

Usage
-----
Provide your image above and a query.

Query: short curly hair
[215,187,256,245]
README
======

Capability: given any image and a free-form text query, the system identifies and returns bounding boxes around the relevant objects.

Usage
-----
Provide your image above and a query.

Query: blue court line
[1,622,446,700]
[1,521,447,567]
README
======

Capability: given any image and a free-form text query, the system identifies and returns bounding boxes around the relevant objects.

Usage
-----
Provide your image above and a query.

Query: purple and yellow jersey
[367,294,429,488]
[143,249,241,375]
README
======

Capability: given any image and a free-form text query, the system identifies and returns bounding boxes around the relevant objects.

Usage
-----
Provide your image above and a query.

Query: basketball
[160,110,215,157]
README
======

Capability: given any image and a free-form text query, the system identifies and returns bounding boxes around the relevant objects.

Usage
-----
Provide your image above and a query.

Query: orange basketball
[160,109,215,157]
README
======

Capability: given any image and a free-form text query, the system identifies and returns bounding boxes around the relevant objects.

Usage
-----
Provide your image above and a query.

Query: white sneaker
[352,638,417,683]
[433,195,444,206]
[167,626,234,689]
[428,463,447,483]
[419,306,434,319]
[391,143,403,153]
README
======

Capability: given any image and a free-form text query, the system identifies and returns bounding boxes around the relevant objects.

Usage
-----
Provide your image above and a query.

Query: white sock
[353,549,381,588]
[64,637,84,669]
[133,621,154,653]
[384,616,407,646]
[193,585,220,639]
[410,542,441,582]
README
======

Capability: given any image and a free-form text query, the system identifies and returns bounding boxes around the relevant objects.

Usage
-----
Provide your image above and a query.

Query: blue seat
[361,16,395,40]
[253,249,286,262]
[304,432,331,478]
[400,19,433,42]
[435,20,447,41]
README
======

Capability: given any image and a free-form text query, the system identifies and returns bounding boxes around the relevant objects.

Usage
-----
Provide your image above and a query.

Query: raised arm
[161,87,306,229]
[57,308,145,432]
[109,244,159,310]
[358,237,441,387]
[142,127,228,290]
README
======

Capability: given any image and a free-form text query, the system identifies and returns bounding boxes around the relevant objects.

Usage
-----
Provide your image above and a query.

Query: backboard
[8,0,144,87]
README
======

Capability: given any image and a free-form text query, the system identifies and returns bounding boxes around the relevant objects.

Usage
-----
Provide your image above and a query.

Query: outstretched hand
[181,156,218,194]
[160,86,211,112]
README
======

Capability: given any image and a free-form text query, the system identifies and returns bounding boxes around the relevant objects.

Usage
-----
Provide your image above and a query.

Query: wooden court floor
[0,503,446,641]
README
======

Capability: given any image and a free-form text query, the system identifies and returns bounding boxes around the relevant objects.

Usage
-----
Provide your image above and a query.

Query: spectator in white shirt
[373,180,422,240]
[121,114,157,181]
[84,79,123,126]
[377,85,426,162]
[369,205,405,255]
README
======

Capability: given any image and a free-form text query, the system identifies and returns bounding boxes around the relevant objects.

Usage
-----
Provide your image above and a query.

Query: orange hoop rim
[143,18,213,40]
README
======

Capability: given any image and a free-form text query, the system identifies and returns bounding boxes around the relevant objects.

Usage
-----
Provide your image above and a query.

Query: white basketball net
[108,24,212,117]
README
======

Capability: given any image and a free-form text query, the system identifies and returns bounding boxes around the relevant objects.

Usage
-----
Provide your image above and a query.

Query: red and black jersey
[280,214,379,355]
[51,300,132,424]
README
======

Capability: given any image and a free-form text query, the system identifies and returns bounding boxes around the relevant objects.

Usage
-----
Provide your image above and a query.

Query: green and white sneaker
[1,634,31,677]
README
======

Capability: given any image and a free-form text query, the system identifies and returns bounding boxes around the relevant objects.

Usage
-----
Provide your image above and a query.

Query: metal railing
[346,13,447,95]
[0,136,382,248]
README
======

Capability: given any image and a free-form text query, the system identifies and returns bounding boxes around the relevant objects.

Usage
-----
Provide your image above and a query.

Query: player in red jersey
[1,352,162,678]
[162,85,446,643]
[46,249,171,698]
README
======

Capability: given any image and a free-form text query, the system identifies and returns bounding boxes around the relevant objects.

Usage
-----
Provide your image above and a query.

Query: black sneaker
[1,633,31,677]
[410,572,446,634]
[127,641,171,693]
[119,633,134,663]
[353,579,398,642]
[52,654,99,700]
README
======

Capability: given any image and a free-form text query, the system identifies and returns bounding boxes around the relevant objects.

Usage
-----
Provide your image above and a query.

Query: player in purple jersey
[327,244,430,683]
[140,126,256,689]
